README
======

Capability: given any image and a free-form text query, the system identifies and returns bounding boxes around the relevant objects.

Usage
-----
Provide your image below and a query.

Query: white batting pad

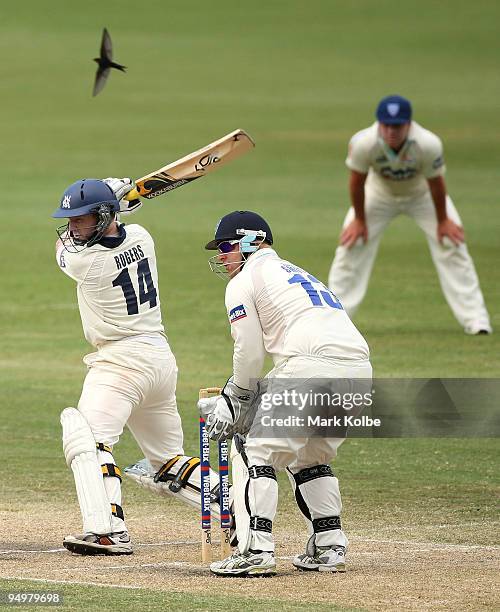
[124,457,225,521]
[61,407,112,535]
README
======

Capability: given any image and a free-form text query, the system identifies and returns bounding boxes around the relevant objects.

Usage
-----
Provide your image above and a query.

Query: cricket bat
[125,129,255,201]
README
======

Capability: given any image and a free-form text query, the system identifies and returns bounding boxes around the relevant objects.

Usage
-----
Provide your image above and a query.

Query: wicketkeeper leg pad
[231,438,277,554]
[286,464,348,548]
[61,407,113,535]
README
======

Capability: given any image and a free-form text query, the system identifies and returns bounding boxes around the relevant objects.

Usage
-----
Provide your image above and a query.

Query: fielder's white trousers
[328,193,491,332]
[78,338,184,469]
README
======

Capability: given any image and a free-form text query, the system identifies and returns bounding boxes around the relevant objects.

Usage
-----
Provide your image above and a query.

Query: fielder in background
[328,95,492,335]
[198,211,372,576]
[52,177,222,555]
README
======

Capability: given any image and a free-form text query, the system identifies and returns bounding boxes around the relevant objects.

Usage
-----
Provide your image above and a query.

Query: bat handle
[124,187,140,201]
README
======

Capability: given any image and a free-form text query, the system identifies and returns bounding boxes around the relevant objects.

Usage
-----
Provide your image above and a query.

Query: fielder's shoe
[63,531,133,556]
[464,323,492,336]
[293,545,347,573]
[210,550,276,577]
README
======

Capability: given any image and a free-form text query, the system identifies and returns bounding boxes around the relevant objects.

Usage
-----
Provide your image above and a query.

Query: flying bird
[92,27,126,96]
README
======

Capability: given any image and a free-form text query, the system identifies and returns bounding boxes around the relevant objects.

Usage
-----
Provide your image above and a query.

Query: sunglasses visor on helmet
[217,240,240,254]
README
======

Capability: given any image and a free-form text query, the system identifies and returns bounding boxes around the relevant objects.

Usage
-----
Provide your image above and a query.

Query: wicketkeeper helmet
[205,210,273,250]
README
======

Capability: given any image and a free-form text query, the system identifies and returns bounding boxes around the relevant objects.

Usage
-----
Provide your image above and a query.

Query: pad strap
[111,504,124,521]
[154,455,183,482]
[313,516,341,533]
[250,516,272,533]
[294,464,334,485]
[168,457,200,493]
[96,443,113,454]
[154,456,201,494]
[248,465,277,481]
[101,463,122,482]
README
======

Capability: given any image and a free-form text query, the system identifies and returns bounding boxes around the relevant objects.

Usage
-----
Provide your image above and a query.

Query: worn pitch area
[1,504,498,611]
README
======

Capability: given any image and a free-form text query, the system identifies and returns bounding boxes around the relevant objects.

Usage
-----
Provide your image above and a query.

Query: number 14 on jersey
[112,258,157,315]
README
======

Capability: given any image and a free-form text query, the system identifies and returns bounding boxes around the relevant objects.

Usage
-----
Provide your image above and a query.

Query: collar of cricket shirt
[245,247,277,267]
[377,123,415,163]
[97,223,127,249]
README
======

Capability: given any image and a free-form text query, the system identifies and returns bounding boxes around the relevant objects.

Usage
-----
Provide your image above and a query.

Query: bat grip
[124,188,140,201]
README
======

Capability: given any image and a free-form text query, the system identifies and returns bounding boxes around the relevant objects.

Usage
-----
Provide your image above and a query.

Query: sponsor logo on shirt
[380,166,417,181]
[228,304,247,323]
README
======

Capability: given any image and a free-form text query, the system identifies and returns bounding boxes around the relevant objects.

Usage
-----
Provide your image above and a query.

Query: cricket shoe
[293,545,346,572]
[63,531,133,556]
[210,550,276,577]
[464,323,492,335]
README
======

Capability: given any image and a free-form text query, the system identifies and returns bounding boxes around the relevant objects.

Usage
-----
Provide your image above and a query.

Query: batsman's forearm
[428,176,448,222]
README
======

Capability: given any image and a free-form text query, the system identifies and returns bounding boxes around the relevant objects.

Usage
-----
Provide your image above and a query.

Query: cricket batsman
[53,177,225,555]
[198,210,372,576]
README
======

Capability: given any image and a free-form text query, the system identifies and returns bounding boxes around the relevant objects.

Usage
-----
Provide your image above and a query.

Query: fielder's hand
[340,218,368,248]
[103,177,143,216]
[437,218,464,246]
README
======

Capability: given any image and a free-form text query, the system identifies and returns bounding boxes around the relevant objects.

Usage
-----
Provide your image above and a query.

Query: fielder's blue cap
[376,95,412,125]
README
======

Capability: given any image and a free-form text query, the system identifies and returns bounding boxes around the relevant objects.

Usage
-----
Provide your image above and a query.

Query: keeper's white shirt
[56,224,165,347]
[224,248,370,389]
[346,121,446,200]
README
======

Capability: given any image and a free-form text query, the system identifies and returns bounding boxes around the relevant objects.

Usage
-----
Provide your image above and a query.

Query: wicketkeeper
[198,210,372,576]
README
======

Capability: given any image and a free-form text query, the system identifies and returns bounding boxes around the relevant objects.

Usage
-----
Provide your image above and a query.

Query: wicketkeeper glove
[197,378,258,441]
[103,177,143,215]
[198,396,234,441]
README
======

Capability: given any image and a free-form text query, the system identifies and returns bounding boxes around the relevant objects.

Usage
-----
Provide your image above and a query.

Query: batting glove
[103,177,142,215]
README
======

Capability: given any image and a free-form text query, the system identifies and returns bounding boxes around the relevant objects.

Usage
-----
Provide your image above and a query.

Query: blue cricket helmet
[52,179,119,218]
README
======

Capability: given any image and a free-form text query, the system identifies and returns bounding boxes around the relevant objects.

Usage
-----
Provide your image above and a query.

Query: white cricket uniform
[225,248,372,552]
[57,223,166,347]
[328,121,491,333]
[57,223,183,532]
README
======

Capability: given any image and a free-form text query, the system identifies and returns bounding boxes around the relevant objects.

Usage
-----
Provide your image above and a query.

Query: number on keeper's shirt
[288,273,343,310]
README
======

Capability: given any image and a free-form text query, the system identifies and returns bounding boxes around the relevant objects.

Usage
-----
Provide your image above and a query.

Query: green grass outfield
[0,579,338,612]
[0,0,499,609]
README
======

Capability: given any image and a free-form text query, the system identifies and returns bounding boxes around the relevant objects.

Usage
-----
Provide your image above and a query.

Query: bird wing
[93,66,110,96]
[101,27,113,61]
